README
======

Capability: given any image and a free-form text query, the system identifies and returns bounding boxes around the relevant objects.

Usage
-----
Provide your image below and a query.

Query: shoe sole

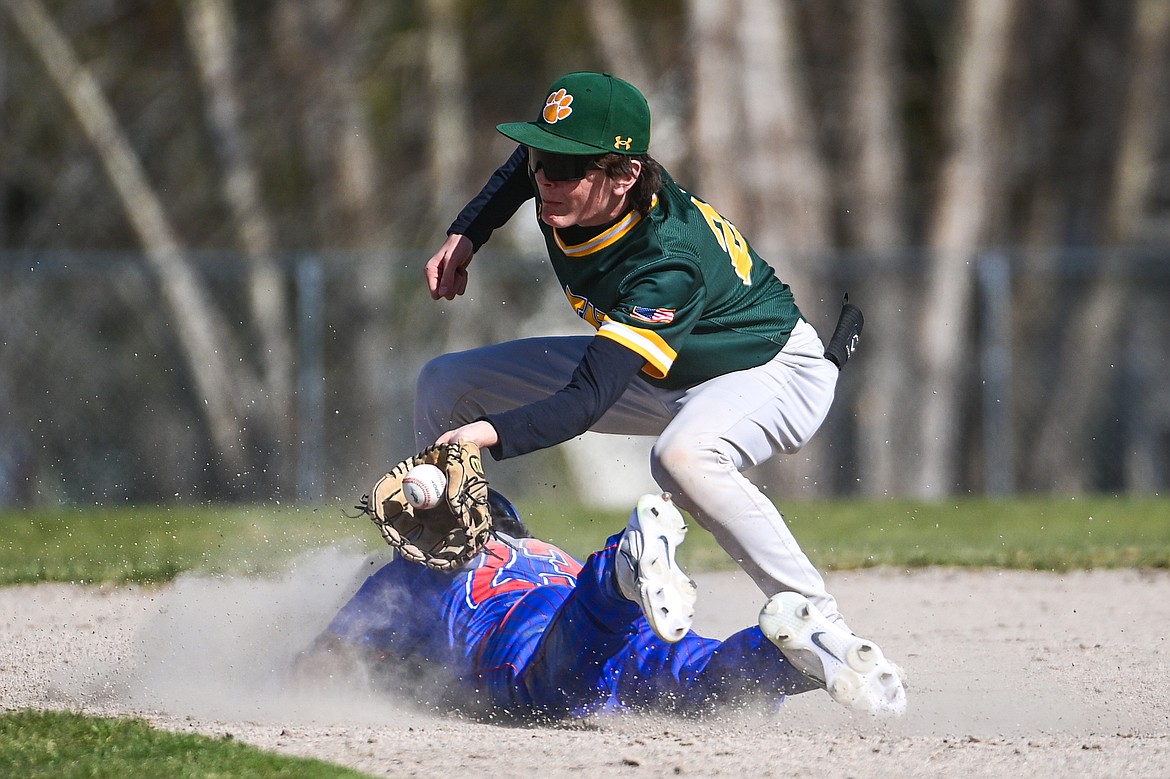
[759,591,906,716]
[621,493,698,643]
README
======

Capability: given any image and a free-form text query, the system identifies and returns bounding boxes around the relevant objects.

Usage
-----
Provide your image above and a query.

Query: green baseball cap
[497,72,650,156]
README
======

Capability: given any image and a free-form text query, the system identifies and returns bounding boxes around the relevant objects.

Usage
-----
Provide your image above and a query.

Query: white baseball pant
[414,319,847,627]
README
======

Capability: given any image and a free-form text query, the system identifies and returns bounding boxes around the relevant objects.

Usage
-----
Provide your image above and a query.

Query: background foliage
[1,0,1169,507]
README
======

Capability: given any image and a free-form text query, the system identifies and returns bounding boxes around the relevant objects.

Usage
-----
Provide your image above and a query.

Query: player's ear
[611,159,641,196]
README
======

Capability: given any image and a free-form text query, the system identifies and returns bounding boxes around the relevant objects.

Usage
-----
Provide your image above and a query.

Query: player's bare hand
[425,233,474,301]
[436,420,499,450]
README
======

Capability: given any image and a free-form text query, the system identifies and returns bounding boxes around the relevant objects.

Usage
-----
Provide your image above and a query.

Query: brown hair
[596,153,662,216]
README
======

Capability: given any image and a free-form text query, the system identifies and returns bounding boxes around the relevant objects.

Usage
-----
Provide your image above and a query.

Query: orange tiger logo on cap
[543,89,573,123]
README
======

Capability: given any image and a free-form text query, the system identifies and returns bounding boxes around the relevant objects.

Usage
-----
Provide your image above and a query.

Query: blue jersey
[325,533,813,717]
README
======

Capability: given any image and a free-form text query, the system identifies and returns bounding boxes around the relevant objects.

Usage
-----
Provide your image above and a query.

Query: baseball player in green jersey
[418,72,905,713]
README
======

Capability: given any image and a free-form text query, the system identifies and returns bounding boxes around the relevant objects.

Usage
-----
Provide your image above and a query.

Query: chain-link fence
[1,248,1167,507]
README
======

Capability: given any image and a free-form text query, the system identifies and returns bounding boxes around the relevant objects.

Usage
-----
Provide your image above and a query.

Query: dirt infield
[3,547,1169,778]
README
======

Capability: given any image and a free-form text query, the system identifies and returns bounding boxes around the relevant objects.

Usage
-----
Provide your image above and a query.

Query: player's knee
[414,354,472,439]
[650,435,734,496]
[415,352,467,397]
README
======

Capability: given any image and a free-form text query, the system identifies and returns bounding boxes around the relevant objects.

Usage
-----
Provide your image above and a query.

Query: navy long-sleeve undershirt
[448,146,533,251]
[447,146,648,460]
[482,337,647,460]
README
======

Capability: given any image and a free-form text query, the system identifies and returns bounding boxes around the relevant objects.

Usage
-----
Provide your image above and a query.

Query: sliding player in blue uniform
[299,491,905,718]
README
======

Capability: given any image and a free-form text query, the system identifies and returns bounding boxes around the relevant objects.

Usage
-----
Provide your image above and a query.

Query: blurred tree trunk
[687,0,746,221]
[1007,1,1082,493]
[1030,0,1170,491]
[585,0,651,89]
[182,0,294,492]
[423,0,482,357]
[914,0,1016,498]
[425,0,470,231]
[271,2,382,245]
[271,1,393,483]
[844,0,913,497]
[6,0,254,483]
[0,9,7,248]
[738,0,830,261]
[739,0,832,497]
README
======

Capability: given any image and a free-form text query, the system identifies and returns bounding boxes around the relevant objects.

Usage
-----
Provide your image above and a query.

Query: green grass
[2,495,1168,587]
[534,494,1170,573]
[774,494,1170,571]
[0,503,380,585]
[818,495,1170,570]
[0,710,372,779]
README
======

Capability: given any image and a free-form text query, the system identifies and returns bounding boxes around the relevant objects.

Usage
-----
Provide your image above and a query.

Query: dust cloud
[66,544,424,725]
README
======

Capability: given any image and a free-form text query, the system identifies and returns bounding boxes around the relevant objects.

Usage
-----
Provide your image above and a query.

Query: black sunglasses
[527,148,601,182]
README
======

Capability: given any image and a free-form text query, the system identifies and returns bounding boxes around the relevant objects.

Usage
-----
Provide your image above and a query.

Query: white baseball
[402,464,446,510]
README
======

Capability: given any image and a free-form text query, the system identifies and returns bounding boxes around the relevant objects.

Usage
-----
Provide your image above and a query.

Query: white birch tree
[6,0,256,482]
[914,0,1017,497]
[1029,0,1170,491]
[182,0,294,487]
[844,0,913,497]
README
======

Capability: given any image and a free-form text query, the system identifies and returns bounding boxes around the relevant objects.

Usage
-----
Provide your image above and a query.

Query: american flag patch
[630,306,675,324]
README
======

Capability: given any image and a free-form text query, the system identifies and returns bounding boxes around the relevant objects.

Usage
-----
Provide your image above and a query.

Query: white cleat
[759,591,907,717]
[616,492,699,643]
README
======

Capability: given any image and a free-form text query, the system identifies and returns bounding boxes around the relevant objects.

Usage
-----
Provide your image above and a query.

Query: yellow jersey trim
[598,320,676,379]
[553,194,659,257]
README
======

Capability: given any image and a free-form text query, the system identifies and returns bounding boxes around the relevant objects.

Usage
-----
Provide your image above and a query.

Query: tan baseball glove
[358,441,493,570]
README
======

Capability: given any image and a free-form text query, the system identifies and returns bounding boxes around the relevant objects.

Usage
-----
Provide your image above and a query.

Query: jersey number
[691,197,753,285]
[466,538,580,607]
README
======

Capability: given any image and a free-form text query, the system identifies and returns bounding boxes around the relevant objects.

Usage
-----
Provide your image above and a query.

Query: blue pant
[472,533,815,717]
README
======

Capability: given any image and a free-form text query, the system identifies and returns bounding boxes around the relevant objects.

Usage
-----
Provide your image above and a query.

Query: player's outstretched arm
[425,233,474,300]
